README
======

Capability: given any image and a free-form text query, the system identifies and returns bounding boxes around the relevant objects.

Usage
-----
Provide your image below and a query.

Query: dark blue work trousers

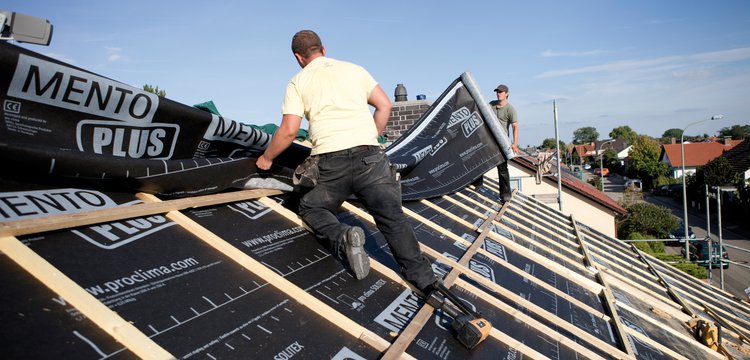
[299,145,436,291]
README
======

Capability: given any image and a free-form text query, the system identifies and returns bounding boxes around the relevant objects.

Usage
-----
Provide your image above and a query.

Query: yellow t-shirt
[282,57,379,155]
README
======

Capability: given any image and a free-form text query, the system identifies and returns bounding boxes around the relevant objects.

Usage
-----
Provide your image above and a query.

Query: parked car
[667,221,696,245]
[593,167,610,176]
[680,239,729,269]
[583,164,592,170]
[666,184,683,197]
[652,184,670,195]
[624,179,643,192]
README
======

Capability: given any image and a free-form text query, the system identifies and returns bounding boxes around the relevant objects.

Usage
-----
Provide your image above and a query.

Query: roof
[662,140,744,167]
[595,138,629,152]
[511,155,628,215]
[571,143,596,157]
[571,139,629,159]
[3,177,749,359]
[721,139,750,174]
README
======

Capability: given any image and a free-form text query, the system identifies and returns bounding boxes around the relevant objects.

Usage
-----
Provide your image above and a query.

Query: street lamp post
[680,115,724,260]
[598,140,614,192]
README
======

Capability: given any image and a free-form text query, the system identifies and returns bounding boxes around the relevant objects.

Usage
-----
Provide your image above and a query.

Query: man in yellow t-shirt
[256,30,437,293]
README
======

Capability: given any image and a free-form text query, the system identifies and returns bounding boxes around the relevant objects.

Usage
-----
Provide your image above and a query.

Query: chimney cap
[394,84,407,102]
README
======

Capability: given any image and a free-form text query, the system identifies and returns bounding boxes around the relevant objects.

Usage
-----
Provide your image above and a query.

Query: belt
[319,145,380,158]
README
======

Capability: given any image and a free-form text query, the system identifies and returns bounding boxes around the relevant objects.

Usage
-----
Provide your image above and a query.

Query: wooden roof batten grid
[409,198,611,316]
[577,215,750,345]
[343,199,555,359]
[573,217,728,360]
[380,198,508,359]
[638,249,750,325]
[136,193,402,357]
[373,195,626,360]
[0,179,747,359]
[443,194,600,283]
[435,192,608,297]
[464,186,748,358]
[399,197,634,358]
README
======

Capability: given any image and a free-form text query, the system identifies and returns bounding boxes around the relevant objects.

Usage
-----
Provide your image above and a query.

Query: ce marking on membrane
[4,99,21,114]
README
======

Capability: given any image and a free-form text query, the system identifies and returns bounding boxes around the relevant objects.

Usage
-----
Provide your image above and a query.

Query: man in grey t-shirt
[489,84,519,201]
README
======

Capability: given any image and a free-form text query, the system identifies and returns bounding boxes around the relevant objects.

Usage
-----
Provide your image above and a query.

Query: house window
[510,178,521,192]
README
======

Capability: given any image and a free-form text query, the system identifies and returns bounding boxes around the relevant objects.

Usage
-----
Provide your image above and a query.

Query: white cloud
[536,47,750,79]
[105,46,123,62]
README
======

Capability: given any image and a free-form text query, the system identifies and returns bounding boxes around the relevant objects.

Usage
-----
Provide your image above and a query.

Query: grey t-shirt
[489,100,517,136]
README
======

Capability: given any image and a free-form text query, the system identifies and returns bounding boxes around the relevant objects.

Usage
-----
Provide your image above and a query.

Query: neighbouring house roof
[661,140,743,168]
[570,139,629,160]
[511,155,627,216]
[595,138,629,153]
[721,139,750,175]
[571,144,596,158]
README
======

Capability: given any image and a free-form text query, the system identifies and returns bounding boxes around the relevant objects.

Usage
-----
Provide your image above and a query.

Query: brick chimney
[723,136,732,146]
[383,100,431,146]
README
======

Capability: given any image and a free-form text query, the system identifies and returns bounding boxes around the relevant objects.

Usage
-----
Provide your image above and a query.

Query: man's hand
[255,114,302,171]
[256,154,273,170]
[511,143,521,155]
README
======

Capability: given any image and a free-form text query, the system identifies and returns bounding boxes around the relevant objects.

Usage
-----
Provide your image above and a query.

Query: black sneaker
[344,226,369,280]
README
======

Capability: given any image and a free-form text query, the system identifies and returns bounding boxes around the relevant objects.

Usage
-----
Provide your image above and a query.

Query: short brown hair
[291,30,323,58]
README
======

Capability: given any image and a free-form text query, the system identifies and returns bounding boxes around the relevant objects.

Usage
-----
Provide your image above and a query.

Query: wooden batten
[0,236,175,359]
[0,189,281,237]
[572,217,636,357]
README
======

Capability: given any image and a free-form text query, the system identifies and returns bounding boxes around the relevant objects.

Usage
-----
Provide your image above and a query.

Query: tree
[719,124,750,139]
[628,135,668,187]
[617,202,678,239]
[572,127,598,145]
[685,157,738,209]
[143,84,167,97]
[660,128,683,143]
[702,156,738,187]
[602,148,620,174]
[541,137,565,150]
[609,125,637,144]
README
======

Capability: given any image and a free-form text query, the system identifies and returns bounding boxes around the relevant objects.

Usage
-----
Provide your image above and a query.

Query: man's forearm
[373,109,389,134]
[368,85,391,135]
[262,114,302,161]
[263,130,296,161]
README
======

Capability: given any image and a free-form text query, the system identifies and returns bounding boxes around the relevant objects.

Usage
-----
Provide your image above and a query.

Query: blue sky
[6,0,750,147]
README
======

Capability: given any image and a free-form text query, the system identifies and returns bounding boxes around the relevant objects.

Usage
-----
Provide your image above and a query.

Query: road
[588,170,750,300]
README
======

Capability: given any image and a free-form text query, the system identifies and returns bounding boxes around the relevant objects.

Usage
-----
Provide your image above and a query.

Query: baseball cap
[494,84,509,93]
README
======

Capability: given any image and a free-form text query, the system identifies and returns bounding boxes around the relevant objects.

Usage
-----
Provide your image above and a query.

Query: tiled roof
[571,144,596,157]
[511,155,627,215]
[662,140,743,167]
[594,138,628,152]
[721,139,750,173]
